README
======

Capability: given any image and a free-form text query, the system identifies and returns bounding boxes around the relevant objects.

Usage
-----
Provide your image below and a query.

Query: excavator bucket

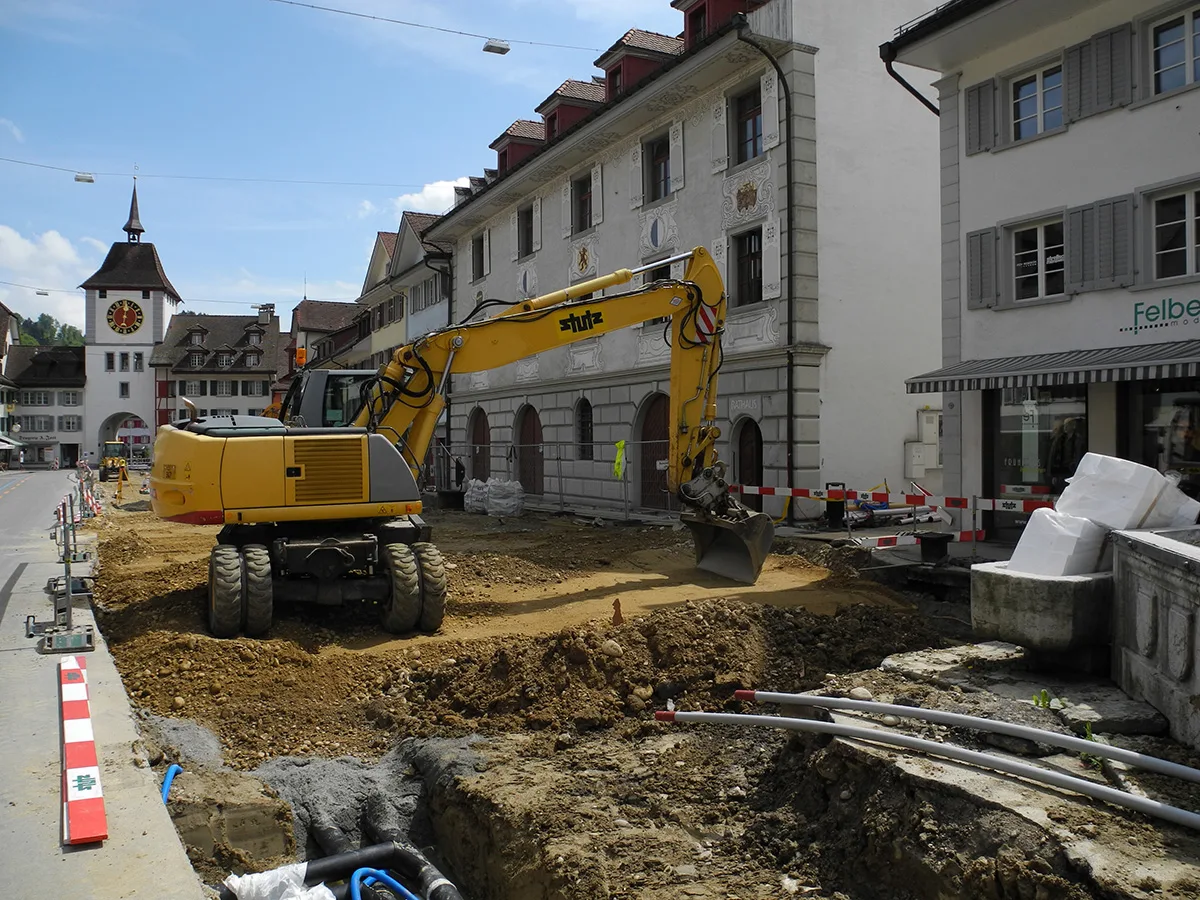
[682,510,775,585]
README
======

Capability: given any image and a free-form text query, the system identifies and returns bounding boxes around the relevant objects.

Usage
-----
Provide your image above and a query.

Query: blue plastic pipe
[350,867,420,900]
[161,764,183,803]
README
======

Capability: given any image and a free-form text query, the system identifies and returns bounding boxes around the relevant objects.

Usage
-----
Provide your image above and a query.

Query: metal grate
[293,438,365,505]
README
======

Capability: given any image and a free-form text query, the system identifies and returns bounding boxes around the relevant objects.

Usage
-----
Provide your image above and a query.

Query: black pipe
[310,812,354,857]
[879,42,940,116]
[219,842,462,900]
[361,823,463,900]
[733,17,796,525]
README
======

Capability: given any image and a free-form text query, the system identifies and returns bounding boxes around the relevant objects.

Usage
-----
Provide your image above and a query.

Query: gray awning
[907,339,1200,393]
[0,434,24,449]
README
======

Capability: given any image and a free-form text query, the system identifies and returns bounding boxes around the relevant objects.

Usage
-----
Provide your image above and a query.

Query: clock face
[107,300,144,335]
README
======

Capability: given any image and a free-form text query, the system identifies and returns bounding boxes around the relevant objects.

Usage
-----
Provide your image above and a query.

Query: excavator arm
[352,247,773,582]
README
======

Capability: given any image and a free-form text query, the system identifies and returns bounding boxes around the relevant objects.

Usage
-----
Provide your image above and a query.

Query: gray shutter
[510,210,519,262]
[965,228,998,309]
[964,80,996,155]
[629,142,644,209]
[482,228,491,276]
[1093,23,1132,113]
[762,217,782,300]
[590,162,603,225]
[1065,204,1097,292]
[531,196,542,252]
[710,97,729,173]
[261,381,271,396]
[242,380,250,395]
[199,381,208,396]
[210,380,218,395]
[1095,194,1135,288]
[1065,39,1095,121]
[669,120,685,193]
[231,380,239,396]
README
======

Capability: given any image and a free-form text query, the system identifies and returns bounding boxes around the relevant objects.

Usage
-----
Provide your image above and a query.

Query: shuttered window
[1065,24,1132,120]
[1151,6,1200,94]
[1010,64,1063,140]
[1012,220,1065,301]
[1153,188,1200,280]
[966,229,997,309]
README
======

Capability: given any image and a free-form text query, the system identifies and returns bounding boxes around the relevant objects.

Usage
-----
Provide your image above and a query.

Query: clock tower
[79,181,180,463]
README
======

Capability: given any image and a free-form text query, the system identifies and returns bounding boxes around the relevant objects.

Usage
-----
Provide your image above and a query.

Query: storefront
[909,341,1200,542]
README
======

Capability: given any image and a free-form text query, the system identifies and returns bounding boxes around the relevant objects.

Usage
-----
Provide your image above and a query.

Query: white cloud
[391,177,470,215]
[0,224,98,329]
[0,118,24,143]
[356,200,377,219]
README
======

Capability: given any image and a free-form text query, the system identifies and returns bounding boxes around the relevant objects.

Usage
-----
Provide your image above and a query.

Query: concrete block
[793,418,820,443]
[721,371,746,394]
[793,365,820,391]
[971,562,1112,670]
[793,443,820,469]
[793,391,820,417]
[591,387,611,405]
[610,385,631,404]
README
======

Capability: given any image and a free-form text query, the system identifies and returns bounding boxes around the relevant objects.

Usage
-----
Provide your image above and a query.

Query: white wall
[803,0,944,491]
[956,0,1200,360]
[85,287,158,456]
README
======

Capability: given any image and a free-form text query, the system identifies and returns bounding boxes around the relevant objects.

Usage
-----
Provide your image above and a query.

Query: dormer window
[217,352,232,368]
[689,6,707,43]
[498,148,509,173]
[246,352,261,367]
[189,351,204,368]
[547,112,559,139]
[248,332,262,345]
[190,331,203,346]
[609,66,623,97]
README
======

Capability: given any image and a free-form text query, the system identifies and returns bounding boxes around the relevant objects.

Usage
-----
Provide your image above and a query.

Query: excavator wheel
[380,543,421,634]
[411,542,447,634]
[242,545,274,637]
[208,545,244,638]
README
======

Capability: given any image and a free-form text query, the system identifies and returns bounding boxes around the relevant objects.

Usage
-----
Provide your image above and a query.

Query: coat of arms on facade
[736,182,758,212]
[576,246,589,273]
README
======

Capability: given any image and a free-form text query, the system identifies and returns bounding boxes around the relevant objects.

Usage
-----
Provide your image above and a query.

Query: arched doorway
[468,408,491,481]
[736,418,764,512]
[638,392,669,509]
[96,411,150,464]
[516,405,544,495]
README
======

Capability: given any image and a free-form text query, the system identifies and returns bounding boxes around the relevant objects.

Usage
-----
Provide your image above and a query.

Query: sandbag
[1007,507,1108,577]
[485,478,525,517]
[463,478,488,514]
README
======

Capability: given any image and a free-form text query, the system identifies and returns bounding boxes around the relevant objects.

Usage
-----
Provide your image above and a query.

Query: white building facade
[888,0,1200,540]
[424,0,943,515]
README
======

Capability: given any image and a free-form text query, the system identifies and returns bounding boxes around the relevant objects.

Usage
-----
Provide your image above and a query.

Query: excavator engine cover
[682,509,775,585]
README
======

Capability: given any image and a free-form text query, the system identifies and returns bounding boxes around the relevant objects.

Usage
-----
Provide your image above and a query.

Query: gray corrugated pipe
[656,710,1200,831]
[736,690,1200,784]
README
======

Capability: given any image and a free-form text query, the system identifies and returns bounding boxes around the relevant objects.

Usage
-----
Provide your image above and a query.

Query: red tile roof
[377,231,397,257]
[595,28,684,66]
[292,299,360,334]
[490,119,546,149]
[535,78,607,113]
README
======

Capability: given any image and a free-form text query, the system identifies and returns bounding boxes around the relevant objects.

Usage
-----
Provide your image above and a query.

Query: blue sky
[0,0,683,332]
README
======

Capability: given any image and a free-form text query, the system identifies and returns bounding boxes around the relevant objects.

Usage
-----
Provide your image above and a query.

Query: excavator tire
[242,545,274,637]
[380,543,421,634]
[208,545,244,638]
[411,541,447,633]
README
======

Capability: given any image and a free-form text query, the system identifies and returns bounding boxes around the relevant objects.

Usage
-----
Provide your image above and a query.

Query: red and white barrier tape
[59,656,107,845]
[853,529,986,549]
[730,485,1053,513]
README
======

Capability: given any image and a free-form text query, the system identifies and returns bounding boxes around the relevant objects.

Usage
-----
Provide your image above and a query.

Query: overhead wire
[264,0,603,51]
[0,280,355,306]
[0,155,430,189]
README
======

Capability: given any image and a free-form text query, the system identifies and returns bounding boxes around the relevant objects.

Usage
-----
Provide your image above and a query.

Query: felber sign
[1121,297,1200,336]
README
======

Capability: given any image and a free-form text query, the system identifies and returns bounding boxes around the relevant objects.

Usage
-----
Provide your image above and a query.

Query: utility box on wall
[905,409,944,493]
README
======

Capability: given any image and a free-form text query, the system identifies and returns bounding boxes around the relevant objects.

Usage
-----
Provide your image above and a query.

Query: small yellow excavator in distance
[98,440,129,482]
[148,247,774,639]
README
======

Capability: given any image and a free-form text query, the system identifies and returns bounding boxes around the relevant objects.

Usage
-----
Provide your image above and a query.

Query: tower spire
[123,178,144,243]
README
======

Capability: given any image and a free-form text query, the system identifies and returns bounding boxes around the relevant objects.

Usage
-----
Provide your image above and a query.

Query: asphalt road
[0,471,206,899]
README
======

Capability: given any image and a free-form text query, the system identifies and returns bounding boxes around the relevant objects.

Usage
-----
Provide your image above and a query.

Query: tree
[15,313,84,346]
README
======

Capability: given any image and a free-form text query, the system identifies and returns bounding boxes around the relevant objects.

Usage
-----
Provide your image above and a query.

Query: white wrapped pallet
[1141,479,1200,529]
[1007,508,1108,577]
[1056,453,1169,531]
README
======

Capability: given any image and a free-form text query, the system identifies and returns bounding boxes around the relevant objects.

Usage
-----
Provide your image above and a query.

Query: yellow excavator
[148,247,774,638]
[98,440,129,482]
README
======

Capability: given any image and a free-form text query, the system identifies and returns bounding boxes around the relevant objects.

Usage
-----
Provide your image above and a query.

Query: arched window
[576,398,594,461]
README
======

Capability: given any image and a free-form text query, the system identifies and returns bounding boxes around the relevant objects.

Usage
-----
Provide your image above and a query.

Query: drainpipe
[879,42,939,116]
[424,252,455,477]
[733,15,795,525]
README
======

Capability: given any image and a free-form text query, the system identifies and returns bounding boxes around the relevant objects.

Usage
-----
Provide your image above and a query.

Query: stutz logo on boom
[559,309,604,335]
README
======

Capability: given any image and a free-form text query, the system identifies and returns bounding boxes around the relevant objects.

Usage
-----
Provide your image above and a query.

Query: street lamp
[482,38,510,54]
[74,173,95,183]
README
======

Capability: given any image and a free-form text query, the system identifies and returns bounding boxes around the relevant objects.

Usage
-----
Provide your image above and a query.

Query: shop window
[989,386,1088,540]
[1128,379,1200,499]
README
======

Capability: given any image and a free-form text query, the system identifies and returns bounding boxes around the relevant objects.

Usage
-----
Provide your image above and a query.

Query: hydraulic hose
[736,690,1200,785]
[656,710,1200,832]
[161,764,183,804]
